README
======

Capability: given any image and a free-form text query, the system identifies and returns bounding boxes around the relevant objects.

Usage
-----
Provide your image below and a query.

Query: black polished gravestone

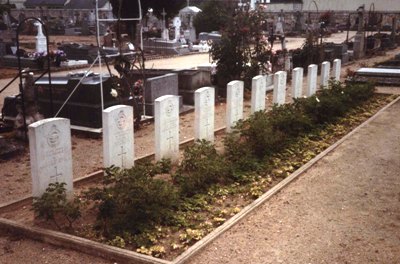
[35,72,133,129]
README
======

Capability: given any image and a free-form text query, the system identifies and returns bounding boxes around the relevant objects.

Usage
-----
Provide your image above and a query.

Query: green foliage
[32,182,81,230]
[211,6,272,88]
[85,162,178,238]
[193,0,234,34]
[173,140,229,196]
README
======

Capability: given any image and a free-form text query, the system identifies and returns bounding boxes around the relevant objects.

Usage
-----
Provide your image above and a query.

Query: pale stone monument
[102,105,134,169]
[332,59,342,81]
[273,71,287,105]
[292,67,304,99]
[28,118,73,197]
[155,95,180,162]
[307,64,318,96]
[251,75,267,113]
[226,80,244,132]
[173,17,182,42]
[321,61,331,88]
[34,21,47,53]
[195,87,215,142]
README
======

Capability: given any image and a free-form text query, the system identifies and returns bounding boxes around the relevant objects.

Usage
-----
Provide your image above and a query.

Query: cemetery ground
[0,38,400,262]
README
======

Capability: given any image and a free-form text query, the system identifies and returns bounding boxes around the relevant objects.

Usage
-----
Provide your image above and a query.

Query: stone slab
[292,67,303,99]
[321,61,330,88]
[307,64,318,96]
[273,71,287,105]
[333,59,341,81]
[195,87,215,142]
[355,68,400,77]
[226,80,244,132]
[251,75,267,113]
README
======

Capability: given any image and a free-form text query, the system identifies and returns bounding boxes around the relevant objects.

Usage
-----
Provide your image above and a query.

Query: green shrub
[173,140,230,196]
[345,81,375,105]
[85,162,178,238]
[32,182,81,230]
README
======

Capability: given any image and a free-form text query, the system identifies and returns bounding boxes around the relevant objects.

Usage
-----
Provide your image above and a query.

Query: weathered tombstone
[266,74,274,91]
[195,87,215,142]
[34,21,47,53]
[273,71,287,105]
[332,59,341,81]
[155,95,180,162]
[306,64,318,96]
[292,67,303,98]
[251,75,267,113]
[226,80,244,132]
[28,118,73,197]
[321,61,331,88]
[173,17,182,41]
[102,105,134,169]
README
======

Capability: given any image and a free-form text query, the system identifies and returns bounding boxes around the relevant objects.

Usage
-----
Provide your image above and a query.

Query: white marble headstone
[102,105,134,169]
[28,118,73,197]
[195,87,215,142]
[292,67,303,99]
[273,71,287,105]
[34,21,47,53]
[321,61,331,88]
[307,64,318,96]
[251,75,267,113]
[155,95,180,162]
[332,59,341,81]
[226,80,244,132]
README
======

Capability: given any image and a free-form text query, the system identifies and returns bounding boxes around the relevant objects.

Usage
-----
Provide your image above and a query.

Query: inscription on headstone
[155,95,180,162]
[102,105,134,169]
[307,64,318,96]
[273,71,287,105]
[28,118,73,197]
[251,75,267,113]
[332,59,341,81]
[195,87,215,142]
[226,80,244,132]
[321,61,331,88]
[292,67,304,98]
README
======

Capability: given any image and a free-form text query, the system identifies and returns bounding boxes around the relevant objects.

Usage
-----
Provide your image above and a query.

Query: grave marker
[333,59,341,81]
[321,61,331,88]
[155,95,180,162]
[273,71,287,105]
[251,75,267,113]
[195,87,215,142]
[292,67,303,98]
[307,64,318,96]
[102,105,134,169]
[28,118,73,197]
[226,80,244,132]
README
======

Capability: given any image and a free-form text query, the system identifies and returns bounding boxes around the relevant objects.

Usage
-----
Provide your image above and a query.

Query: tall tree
[193,0,235,34]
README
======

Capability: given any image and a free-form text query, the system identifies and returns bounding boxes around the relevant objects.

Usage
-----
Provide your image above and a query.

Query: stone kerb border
[1,97,398,264]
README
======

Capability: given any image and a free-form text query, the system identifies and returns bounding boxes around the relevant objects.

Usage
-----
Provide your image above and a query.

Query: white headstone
[306,64,318,96]
[155,95,180,162]
[102,105,134,169]
[226,80,244,132]
[251,75,267,113]
[321,61,331,88]
[28,118,73,197]
[292,67,304,99]
[195,87,215,142]
[266,74,274,91]
[273,71,287,105]
[34,21,47,53]
[332,59,341,81]
[173,17,181,41]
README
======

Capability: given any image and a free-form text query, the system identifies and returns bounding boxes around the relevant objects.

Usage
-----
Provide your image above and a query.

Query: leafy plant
[32,182,81,230]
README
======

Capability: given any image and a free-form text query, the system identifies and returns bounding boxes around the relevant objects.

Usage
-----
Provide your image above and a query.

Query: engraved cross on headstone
[117,146,127,167]
[166,130,175,151]
[50,166,63,182]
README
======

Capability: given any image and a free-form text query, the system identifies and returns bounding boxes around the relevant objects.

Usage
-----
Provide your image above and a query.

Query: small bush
[173,140,230,196]
[32,182,81,230]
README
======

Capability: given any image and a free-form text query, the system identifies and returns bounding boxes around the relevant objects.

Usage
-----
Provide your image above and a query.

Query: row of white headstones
[28,59,341,198]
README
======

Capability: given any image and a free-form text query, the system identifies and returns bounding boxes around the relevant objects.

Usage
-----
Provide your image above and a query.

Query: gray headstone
[292,67,303,99]
[307,64,318,96]
[155,95,180,162]
[251,75,267,113]
[332,59,341,81]
[195,87,215,142]
[321,61,331,88]
[102,105,134,169]
[145,73,179,116]
[28,118,73,197]
[226,80,244,132]
[273,71,287,105]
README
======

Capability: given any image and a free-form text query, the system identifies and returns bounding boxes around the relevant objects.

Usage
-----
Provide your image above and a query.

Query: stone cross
[273,71,287,105]
[292,67,304,99]
[102,105,134,169]
[226,80,244,132]
[195,87,215,142]
[251,75,267,113]
[155,95,180,162]
[28,118,73,198]
[306,64,318,96]
[321,61,331,88]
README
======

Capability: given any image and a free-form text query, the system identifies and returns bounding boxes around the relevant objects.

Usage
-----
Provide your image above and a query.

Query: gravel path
[187,99,400,264]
